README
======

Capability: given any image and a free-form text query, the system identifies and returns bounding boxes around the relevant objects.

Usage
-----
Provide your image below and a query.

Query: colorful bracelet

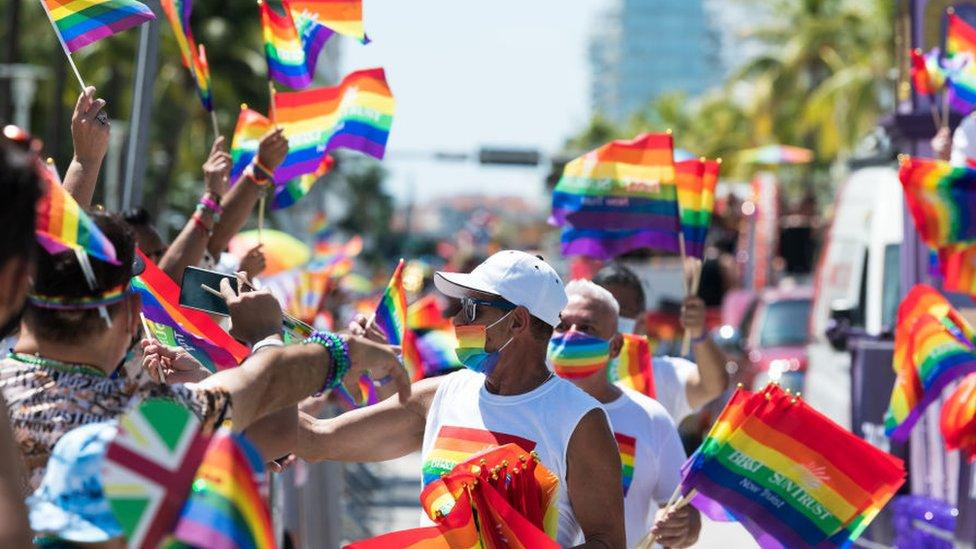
[303,330,351,396]
[199,194,223,215]
[249,160,274,183]
[190,212,212,236]
[194,203,221,224]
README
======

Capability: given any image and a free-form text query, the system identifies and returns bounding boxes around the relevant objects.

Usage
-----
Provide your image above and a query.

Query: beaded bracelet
[303,330,352,396]
[190,212,212,236]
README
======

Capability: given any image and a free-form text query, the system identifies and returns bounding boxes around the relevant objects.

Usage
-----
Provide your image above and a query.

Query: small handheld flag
[35,166,120,265]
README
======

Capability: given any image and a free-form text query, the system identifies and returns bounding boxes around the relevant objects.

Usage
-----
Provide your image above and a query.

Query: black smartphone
[179,266,238,316]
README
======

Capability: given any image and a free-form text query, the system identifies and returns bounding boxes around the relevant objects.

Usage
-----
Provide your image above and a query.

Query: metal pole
[122,0,161,210]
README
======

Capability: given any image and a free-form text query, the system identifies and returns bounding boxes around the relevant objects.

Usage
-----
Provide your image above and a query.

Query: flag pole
[258,80,277,243]
[39,0,86,90]
[679,233,695,356]
[210,110,220,138]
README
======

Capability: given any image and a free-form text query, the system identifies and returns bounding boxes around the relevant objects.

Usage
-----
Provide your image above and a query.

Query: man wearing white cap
[297,251,625,548]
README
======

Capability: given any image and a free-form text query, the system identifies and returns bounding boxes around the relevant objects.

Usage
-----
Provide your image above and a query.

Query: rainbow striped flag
[173,428,275,549]
[941,372,976,462]
[676,158,720,259]
[550,133,678,232]
[559,226,676,260]
[884,284,976,441]
[260,0,332,89]
[948,12,976,59]
[899,157,976,248]
[134,250,249,371]
[35,166,120,265]
[373,259,422,381]
[407,295,450,331]
[42,0,155,53]
[348,491,481,549]
[414,329,462,377]
[682,385,905,548]
[938,245,976,296]
[272,154,333,209]
[615,433,636,497]
[288,0,367,43]
[272,67,395,181]
[607,333,656,399]
[229,106,273,181]
[159,0,211,111]
[910,48,946,96]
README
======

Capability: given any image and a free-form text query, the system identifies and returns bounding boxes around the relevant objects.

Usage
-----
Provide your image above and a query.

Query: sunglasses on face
[460,296,516,324]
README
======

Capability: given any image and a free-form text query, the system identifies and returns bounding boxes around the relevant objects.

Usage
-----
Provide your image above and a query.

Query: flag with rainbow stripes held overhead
[35,164,120,266]
[680,384,905,549]
[898,156,976,248]
[260,0,332,89]
[41,0,155,53]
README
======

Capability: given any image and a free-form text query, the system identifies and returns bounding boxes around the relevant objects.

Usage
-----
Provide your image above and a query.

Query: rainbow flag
[938,245,976,296]
[260,0,332,89]
[683,385,905,548]
[373,259,422,381]
[193,43,213,111]
[35,166,120,265]
[407,295,450,331]
[607,333,656,399]
[421,426,536,487]
[272,67,395,181]
[910,48,946,96]
[899,157,976,248]
[615,433,636,497]
[173,428,276,549]
[134,250,249,371]
[288,0,367,43]
[948,13,976,59]
[348,491,481,549]
[229,106,273,182]
[42,0,155,53]
[941,372,976,462]
[550,133,678,233]
[272,154,333,209]
[676,158,720,259]
[159,0,211,111]
[414,329,462,377]
[559,226,676,259]
[884,285,976,441]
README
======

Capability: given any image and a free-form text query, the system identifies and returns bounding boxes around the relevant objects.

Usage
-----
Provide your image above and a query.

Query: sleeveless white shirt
[420,368,604,547]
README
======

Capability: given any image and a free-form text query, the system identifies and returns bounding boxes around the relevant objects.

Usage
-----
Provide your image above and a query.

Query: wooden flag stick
[258,194,266,243]
[210,110,220,138]
[39,0,86,90]
[678,234,694,356]
[930,102,942,130]
[268,80,278,126]
[943,88,951,129]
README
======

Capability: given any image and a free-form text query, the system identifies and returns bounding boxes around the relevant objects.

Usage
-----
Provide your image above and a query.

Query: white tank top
[420,368,604,547]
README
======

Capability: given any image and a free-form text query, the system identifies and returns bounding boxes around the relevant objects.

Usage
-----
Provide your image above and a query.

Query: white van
[803,165,903,429]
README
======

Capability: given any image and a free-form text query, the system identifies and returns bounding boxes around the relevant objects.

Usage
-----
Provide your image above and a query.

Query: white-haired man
[549,279,701,548]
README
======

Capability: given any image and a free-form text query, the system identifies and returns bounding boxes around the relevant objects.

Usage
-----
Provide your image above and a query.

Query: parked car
[715,284,814,393]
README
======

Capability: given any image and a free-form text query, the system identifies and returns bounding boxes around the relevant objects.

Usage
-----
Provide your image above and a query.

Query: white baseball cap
[434,250,568,327]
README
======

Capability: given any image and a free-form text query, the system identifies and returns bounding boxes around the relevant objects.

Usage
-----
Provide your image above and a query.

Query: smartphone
[179,266,238,316]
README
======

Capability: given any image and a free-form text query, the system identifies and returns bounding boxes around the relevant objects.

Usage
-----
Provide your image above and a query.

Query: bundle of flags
[35,164,120,265]
[607,333,656,399]
[348,444,559,548]
[134,250,249,371]
[675,158,721,259]
[940,372,976,462]
[373,259,423,382]
[550,133,680,260]
[899,156,976,296]
[260,0,331,89]
[41,0,155,53]
[160,0,212,111]
[884,284,976,442]
[681,384,905,548]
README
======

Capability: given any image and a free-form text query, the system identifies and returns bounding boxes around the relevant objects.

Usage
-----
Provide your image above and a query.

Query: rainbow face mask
[548,329,612,379]
[453,313,513,375]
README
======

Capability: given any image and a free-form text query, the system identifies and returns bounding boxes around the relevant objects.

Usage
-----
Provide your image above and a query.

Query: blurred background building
[589,0,721,121]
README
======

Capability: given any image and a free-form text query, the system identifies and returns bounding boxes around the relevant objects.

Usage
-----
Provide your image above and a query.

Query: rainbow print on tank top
[615,433,637,496]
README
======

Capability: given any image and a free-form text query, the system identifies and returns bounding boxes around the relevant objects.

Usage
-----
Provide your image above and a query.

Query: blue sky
[343,0,602,205]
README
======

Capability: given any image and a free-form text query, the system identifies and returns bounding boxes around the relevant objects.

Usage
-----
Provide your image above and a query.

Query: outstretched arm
[158,137,230,280]
[63,87,110,207]
[681,296,729,409]
[208,129,287,257]
[567,408,626,549]
[297,376,442,463]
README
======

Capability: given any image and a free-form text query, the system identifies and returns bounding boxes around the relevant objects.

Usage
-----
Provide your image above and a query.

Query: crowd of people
[0,87,734,548]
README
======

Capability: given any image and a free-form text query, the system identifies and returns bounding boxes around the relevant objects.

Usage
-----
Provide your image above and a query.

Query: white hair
[565,279,620,316]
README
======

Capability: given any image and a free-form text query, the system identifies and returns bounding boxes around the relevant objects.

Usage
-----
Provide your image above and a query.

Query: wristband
[195,203,221,224]
[190,212,212,236]
[249,160,274,183]
[199,194,223,215]
[251,335,284,354]
[303,331,351,395]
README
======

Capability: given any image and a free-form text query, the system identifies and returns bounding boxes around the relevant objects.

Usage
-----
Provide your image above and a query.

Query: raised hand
[344,335,411,404]
[257,128,288,171]
[202,136,232,197]
[680,296,707,339]
[71,86,110,165]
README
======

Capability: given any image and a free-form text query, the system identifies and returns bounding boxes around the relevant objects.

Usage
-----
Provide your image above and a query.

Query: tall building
[589,0,721,121]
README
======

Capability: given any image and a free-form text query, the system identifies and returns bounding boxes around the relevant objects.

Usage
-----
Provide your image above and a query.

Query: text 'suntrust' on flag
[680,385,905,548]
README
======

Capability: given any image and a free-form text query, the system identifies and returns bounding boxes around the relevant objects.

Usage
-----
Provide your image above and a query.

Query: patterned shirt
[0,354,229,490]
